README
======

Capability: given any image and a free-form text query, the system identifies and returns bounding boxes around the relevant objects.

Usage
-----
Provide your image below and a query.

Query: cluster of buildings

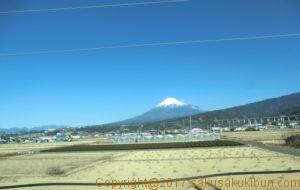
[1,115,299,144]
[209,115,300,132]
[0,127,221,144]
[0,131,74,144]
[107,128,220,143]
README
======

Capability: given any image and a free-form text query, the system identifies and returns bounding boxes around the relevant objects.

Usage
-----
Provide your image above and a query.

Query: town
[1,114,299,145]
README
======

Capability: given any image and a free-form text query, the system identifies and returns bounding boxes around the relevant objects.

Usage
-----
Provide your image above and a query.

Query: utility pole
[189,116,192,130]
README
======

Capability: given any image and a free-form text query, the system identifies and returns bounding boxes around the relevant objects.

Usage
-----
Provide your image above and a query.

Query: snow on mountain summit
[117,97,204,124]
[157,97,187,107]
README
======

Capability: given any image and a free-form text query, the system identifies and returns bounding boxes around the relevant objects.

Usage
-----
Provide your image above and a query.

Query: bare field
[221,129,300,144]
[1,145,300,190]
[0,139,98,155]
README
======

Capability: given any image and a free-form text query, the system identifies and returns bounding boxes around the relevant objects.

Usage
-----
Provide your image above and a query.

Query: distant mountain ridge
[0,125,66,134]
[0,127,29,133]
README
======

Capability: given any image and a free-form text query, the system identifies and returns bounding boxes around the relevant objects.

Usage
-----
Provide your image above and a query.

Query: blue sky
[0,0,300,128]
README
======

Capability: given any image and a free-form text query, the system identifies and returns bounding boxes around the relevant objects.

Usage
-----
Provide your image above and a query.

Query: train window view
[1,0,300,190]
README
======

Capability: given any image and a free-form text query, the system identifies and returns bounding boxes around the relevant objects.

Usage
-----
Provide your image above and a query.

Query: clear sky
[0,0,300,128]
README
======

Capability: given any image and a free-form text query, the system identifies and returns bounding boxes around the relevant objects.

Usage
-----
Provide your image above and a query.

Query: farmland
[0,139,98,156]
[1,140,300,190]
[221,128,300,145]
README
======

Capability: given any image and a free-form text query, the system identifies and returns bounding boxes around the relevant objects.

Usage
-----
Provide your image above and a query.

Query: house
[71,135,82,140]
[39,136,54,143]
[190,128,204,134]
[211,127,221,132]
[222,127,230,132]
[0,138,7,144]
[234,127,246,131]
[55,134,72,142]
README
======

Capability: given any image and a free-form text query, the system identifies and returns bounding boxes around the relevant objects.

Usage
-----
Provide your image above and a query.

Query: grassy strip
[41,140,243,152]
[0,152,19,158]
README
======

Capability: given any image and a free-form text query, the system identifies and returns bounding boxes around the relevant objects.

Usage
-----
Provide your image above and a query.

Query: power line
[0,0,191,14]
[0,33,300,56]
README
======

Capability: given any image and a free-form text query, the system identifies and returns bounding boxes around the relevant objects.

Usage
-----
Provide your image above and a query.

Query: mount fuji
[118,98,204,124]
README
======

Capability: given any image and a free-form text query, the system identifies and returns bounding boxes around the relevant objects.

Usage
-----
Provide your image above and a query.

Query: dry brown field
[221,128,300,145]
[1,144,300,190]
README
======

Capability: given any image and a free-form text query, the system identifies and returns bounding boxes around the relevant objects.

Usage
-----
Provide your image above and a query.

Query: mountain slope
[193,92,300,121]
[119,98,203,124]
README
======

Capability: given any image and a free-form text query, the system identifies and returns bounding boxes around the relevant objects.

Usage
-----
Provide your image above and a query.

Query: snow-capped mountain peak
[117,97,204,124]
[157,97,187,107]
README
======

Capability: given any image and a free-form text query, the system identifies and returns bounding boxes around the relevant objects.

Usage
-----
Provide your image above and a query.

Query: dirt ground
[0,145,300,190]
[221,128,300,144]
[0,139,98,155]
